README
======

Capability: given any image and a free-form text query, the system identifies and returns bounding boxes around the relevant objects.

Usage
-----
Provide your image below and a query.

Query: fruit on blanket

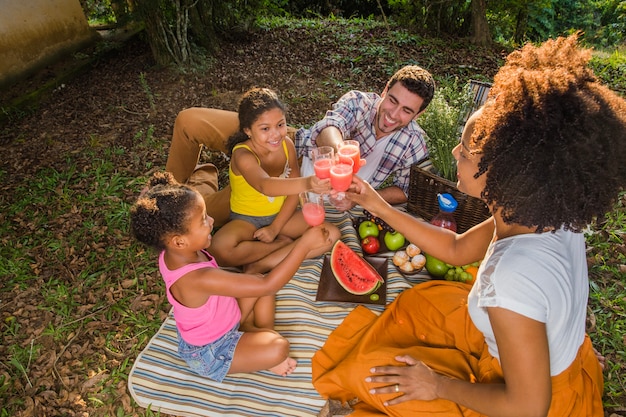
[362,209,395,233]
[424,253,451,278]
[444,262,481,284]
[464,265,479,284]
[361,236,380,254]
[330,240,384,295]
[384,231,405,251]
[358,220,379,239]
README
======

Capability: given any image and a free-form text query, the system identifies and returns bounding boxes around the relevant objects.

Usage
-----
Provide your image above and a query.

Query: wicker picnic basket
[406,164,491,233]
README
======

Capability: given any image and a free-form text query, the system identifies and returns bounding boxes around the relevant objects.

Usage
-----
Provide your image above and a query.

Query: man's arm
[377,185,407,205]
[314,125,345,150]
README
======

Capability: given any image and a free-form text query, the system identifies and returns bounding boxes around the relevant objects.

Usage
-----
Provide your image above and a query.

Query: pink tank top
[159,250,241,346]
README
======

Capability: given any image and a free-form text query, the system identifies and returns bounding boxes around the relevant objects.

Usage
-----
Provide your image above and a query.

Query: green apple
[358,220,379,239]
[383,231,405,251]
[424,253,451,278]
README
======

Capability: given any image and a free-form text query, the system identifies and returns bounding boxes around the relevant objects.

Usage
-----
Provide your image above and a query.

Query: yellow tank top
[229,141,291,216]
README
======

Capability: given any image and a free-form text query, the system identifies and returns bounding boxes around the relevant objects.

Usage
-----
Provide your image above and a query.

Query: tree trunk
[470,0,491,46]
[110,0,131,26]
[134,0,195,67]
[188,0,219,53]
[513,5,529,44]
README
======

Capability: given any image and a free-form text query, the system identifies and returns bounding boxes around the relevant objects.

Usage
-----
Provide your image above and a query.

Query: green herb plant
[418,81,472,182]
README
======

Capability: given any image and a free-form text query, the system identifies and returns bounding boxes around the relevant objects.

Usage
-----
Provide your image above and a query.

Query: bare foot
[268,357,297,377]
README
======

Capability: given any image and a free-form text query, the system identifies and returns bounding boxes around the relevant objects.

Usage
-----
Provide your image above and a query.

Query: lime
[425,253,451,278]
[369,293,380,301]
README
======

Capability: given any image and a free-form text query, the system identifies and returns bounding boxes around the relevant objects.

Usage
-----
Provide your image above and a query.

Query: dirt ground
[0,23,508,416]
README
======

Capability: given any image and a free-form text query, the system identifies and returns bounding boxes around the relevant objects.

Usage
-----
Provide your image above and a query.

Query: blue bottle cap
[437,193,458,212]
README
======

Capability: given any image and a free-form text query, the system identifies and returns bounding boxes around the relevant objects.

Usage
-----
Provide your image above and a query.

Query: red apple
[361,236,380,254]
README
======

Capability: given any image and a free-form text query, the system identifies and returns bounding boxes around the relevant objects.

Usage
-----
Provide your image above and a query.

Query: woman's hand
[346,176,390,218]
[365,355,441,406]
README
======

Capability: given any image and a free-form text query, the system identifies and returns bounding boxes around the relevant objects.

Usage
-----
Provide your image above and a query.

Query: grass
[586,192,626,408]
[0,138,167,415]
[1,16,625,416]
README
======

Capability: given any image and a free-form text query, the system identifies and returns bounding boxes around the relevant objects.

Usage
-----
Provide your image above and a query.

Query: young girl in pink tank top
[131,171,334,381]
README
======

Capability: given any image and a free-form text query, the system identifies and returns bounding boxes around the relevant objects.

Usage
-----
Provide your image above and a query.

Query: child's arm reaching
[234,138,331,197]
[253,193,299,242]
[177,226,334,306]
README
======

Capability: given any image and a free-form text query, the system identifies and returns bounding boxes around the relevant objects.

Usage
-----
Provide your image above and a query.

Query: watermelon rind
[330,240,384,295]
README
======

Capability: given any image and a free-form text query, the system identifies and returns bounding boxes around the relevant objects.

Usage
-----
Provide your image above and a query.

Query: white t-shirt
[467,229,588,376]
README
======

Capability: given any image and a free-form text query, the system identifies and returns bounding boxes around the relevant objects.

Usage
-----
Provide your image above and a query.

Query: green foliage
[387,0,471,36]
[488,0,625,48]
[418,80,472,182]
[79,0,626,64]
[586,191,626,408]
[81,0,117,25]
[591,48,626,97]
[139,72,156,112]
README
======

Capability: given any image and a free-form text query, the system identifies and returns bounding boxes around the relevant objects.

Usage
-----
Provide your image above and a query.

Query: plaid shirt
[295,90,428,195]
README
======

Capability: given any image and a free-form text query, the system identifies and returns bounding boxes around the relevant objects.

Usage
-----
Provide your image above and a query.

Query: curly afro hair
[130,172,199,250]
[471,34,626,232]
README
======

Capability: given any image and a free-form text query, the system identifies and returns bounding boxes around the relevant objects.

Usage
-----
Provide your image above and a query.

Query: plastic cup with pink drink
[329,158,354,193]
[311,146,335,179]
[299,191,326,227]
[337,140,364,174]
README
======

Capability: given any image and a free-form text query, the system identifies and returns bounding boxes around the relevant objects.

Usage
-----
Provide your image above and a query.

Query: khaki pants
[165,107,238,227]
[165,107,297,228]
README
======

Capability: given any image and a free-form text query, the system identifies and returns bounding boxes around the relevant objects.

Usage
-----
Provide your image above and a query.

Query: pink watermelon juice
[314,158,333,179]
[302,202,325,226]
[338,143,360,174]
[330,163,353,192]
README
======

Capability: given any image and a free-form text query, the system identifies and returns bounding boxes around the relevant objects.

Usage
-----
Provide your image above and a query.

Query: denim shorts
[177,324,243,382]
[230,212,277,229]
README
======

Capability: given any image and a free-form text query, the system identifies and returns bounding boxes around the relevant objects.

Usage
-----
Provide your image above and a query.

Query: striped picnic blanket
[128,208,430,417]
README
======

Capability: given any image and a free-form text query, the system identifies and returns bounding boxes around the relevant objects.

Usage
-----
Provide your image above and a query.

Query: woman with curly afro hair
[312,34,624,416]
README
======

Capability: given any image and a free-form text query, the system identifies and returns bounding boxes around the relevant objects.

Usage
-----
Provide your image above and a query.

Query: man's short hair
[388,66,435,112]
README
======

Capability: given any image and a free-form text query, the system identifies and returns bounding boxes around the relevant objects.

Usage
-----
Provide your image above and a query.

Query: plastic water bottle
[430,193,458,232]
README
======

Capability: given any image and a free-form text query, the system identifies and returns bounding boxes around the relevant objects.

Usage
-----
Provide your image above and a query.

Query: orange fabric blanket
[312,280,603,416]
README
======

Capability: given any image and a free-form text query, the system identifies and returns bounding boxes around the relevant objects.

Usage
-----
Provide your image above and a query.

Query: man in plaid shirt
[164,65,435,226]
[296,66,434,210]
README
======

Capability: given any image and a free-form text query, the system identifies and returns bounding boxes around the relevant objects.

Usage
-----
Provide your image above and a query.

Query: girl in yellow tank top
[229,141,289,216]
[210,88,341,273]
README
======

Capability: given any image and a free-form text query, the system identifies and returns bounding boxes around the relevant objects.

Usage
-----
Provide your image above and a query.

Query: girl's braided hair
[130,172,198,250]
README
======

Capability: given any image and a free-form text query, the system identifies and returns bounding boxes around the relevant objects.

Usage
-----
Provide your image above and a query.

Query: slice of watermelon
[330,240,385,295]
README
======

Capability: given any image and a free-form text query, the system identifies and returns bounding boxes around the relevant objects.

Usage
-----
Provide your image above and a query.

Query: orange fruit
[463,265,479,285]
